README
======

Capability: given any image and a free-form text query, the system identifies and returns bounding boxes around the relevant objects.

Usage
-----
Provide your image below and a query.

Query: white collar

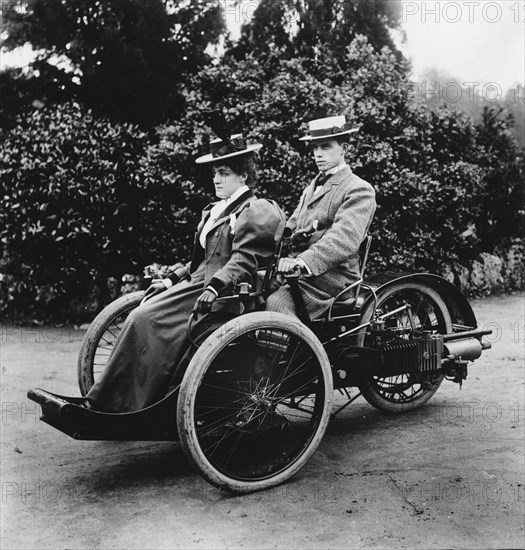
[323,162,347,176]
[225,184,249,203]
[200,185,250,248]
[209,184,250,217]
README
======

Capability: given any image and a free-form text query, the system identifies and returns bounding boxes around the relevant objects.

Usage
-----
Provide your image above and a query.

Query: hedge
[1,37,523,322]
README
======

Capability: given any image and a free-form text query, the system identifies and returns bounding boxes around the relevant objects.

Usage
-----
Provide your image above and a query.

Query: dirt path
[1,291,524,549]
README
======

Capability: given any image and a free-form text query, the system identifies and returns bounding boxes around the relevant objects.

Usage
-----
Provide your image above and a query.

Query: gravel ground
[1,291,524,549]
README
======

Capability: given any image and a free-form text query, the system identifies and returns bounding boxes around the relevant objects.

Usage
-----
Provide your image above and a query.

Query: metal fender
[361,271,477,328]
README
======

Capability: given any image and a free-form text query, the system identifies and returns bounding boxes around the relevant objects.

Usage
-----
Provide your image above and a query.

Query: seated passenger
[266,115,376,320]
[85,131,286,412]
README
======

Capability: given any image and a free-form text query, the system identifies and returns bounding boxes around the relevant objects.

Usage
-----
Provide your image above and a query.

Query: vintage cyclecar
[29,232,492,493]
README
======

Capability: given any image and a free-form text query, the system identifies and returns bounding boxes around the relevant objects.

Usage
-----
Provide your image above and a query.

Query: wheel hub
[249,394,272,409]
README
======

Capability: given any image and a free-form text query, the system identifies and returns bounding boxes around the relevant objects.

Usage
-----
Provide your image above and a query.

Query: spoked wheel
[358,282,452,413]
[177,312,333,493]
[77,290,145,395]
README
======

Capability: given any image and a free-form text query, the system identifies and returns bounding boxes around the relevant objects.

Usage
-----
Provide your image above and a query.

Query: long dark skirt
[86,271,206,413]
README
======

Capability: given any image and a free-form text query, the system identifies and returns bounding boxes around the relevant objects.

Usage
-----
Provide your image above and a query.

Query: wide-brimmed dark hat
[299,115,359,141]
[195,133,262,164]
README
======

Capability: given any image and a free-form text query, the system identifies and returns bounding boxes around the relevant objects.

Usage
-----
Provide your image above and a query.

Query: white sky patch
[400,0,524,91]
[1,0,523,94]
[222,0,257,40]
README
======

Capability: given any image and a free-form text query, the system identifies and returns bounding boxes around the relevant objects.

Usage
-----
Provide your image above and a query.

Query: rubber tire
[177,311,333,494]
[77,290,145,395]
[357,282,452,413]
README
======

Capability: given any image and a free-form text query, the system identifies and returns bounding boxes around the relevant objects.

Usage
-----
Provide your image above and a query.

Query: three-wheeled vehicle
[28,234,492,493]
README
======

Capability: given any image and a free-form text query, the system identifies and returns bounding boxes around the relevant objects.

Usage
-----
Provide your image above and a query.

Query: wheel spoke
[79,294,143,395]
[185,318,328,483]
[359,285,451,410]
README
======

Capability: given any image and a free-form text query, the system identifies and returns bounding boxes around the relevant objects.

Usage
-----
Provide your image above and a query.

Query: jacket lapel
[305,165,352,207]
[196,203,215,236]
[205,189,254,234]
[306,181,332,206]
[190,189,256,274]
[190,203,217,272]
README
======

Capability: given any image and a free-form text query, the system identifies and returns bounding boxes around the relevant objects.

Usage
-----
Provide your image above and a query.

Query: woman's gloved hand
[141,281,168,304]
[193,288,217,318]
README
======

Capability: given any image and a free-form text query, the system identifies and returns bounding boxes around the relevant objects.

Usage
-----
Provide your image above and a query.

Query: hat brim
[299,127,360,141]
[195,144,263,164]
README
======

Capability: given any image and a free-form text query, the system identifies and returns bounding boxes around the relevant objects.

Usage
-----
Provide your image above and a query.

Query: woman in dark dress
[85,133,286,412]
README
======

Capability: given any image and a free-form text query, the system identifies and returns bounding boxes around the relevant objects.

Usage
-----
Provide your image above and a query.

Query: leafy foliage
[474,107,525,248]
[231,0,403,64]
[0,100,236,320]
[411,71,525,149]
[1,16,522,321]
[1,103,148,319]
[1,0,226,126]
[0,66,75,130]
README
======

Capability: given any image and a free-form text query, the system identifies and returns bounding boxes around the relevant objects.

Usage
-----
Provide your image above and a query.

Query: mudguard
[361,271,477,328]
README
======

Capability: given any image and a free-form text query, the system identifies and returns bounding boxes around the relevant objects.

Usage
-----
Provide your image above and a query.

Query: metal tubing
[443,329,493,341]
[324,304,411,344]
[377,303,411,320]
[326,279,362,321]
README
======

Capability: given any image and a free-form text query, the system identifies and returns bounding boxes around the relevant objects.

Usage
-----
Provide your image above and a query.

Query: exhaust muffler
[443,338,484,361]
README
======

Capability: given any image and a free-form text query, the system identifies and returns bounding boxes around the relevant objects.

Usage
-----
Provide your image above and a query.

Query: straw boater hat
[299,115,360,141]
[195,133,262,164]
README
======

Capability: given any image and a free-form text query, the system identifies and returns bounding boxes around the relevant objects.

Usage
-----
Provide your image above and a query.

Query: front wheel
[177,312,333,493]
[77,290,145,395]
[357,282,452,413]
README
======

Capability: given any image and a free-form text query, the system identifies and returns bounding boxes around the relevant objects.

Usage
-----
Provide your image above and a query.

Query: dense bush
[1,103,149,320]
[0,102,243,320]
[1,36,523,321]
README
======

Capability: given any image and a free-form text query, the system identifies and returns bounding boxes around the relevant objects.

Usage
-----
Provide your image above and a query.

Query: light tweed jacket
[288,165,376,298]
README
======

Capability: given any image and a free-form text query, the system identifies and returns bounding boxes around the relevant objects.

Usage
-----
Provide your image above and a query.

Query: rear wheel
[77,290,145,395]
[358,282,452,413]
[177,312,333,493]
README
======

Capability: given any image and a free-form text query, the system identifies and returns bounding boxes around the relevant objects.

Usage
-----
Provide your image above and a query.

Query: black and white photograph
[1,1,523,548]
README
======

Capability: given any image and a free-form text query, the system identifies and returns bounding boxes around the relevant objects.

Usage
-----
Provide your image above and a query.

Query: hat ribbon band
[310,124,353,137]
[210,136,247,157]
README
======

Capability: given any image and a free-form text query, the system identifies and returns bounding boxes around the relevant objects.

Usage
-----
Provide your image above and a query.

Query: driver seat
[323,235,372,319]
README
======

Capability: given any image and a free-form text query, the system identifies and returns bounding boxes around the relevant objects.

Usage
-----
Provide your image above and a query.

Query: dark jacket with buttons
[172,189,286,296]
